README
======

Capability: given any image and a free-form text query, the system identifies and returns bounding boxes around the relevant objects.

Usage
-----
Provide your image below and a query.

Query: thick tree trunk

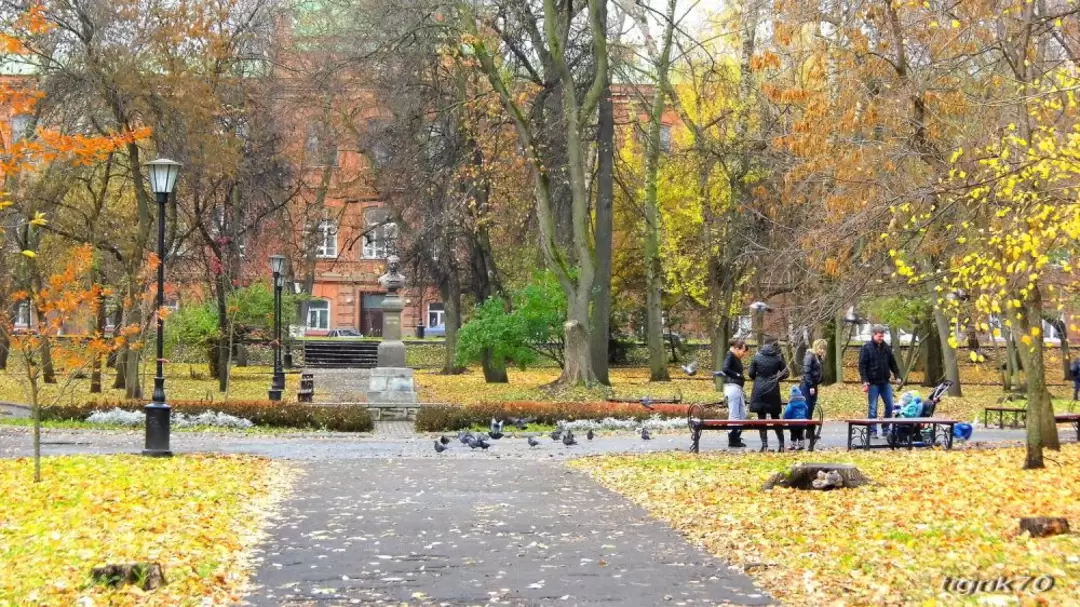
[481,348,508,383]
[124,345,141,399]
[559,318,596,385]
[923,314,944,387]
[0,324,8,370]
[235,344,248,367]
[711,314,731,390]
[931,300,962,396]
[442,280,462,375]
[1012,286,1060,469]
[589,1,613,387]
[822,317,838,385]
[112,347,127,390]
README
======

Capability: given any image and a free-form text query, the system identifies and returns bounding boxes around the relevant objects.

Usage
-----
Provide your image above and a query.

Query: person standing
[802,339,827,428]
[717,338,749,448]
[859,325,901,437]
[748,335,789,451]
[1071,357,1080,401]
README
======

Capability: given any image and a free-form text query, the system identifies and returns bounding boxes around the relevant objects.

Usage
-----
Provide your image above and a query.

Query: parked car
[326,327,363,338]
[424,324,446,338]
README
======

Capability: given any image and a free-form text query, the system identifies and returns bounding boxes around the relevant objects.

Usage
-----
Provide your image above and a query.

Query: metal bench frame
[687,403,822,453]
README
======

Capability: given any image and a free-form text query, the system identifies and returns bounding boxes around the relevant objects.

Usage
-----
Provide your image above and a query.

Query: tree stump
[90,562,166,590]
[1019,517,1070,538]
[763,463,871,491]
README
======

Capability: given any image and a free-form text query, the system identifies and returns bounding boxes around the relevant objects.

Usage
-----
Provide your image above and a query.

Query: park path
[242,458,772,606]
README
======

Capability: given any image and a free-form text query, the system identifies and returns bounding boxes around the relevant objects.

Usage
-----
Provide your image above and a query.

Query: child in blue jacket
[784,386,810,450]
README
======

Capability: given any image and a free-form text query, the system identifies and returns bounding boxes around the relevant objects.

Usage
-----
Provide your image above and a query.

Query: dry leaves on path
[573,445,1080,606]
[0,454,295,606]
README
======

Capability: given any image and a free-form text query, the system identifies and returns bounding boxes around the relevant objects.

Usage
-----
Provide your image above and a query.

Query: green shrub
[45,400,374,432]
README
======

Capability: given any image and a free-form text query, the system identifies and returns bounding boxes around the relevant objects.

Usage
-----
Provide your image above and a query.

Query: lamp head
[143,158,183,194]
[269,254,285,275]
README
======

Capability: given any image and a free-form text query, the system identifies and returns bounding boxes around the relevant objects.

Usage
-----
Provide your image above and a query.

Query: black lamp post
[142,158,182,457]
[269,254,285,401]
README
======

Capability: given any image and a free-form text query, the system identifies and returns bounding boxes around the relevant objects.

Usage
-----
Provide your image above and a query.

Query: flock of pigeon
[433,416,653,453]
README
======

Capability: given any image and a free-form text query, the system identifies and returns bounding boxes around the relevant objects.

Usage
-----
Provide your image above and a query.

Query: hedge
[45,399,374,432]
[415,400,690,432]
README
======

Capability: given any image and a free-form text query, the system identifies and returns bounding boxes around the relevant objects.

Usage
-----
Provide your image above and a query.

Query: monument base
[366,367,418,403]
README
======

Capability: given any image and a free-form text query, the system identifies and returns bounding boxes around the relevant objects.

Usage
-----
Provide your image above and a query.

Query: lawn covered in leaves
[416,368,1076,422]
[573,445,1080,606]
[0,454,293,605]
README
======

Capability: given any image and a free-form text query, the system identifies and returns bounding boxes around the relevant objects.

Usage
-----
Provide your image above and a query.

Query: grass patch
[572,445,1080,605]
[0,454,293,605]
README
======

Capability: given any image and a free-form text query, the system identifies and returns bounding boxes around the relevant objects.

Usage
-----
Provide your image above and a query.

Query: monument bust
[379,255,405,293]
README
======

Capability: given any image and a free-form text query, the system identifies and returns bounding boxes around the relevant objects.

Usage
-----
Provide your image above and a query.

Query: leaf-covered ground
[416,368,1076,422]
[572,445,1080,606]
[0,454,294,606]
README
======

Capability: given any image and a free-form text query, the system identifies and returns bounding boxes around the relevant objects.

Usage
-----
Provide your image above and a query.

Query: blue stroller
[887,380,952,448]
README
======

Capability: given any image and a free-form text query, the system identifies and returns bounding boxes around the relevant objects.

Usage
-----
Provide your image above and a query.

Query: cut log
[90,562,166,590]
[1019,517,1070,538]
[763,463,871,491]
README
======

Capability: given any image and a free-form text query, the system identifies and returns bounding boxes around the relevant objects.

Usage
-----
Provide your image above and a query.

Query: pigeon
[641,427,651,441]
[434,440,448,453]
[475,437,491,450]
[440,435,450,445]
[467,437,481,449]
[511,417,536,430]
[562,431,577,446]
[489,418,505,437]
[682,361,699,376]
[550,428,563,441]
[458,431,474,445]
[527,436,539,447]
[640,397,654,410]
[586,429,594,441]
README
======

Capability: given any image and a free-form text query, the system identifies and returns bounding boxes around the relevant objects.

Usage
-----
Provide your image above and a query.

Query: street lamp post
[269,254,285,401]
[143,158,182,457]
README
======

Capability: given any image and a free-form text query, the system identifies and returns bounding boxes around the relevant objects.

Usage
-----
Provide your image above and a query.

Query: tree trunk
[0,325,8,371]
[442,280,462,375]
[889,327,907,378]
[235,344,248,367]
[90,288,106,394]
[832,311,845,384]
[30,374,40,482]
[930,299,962,396]
[481,348,508,383]
[113,347,127,390]
[1011,285,1060,469]
[923,314,944,387]
[822,317,838,385]
[216,274,229,392]
[1047,316,1071,381]
[711,314,731,390]
[559,314,596,386]
[589,0,613,387]
[124,346,141,399]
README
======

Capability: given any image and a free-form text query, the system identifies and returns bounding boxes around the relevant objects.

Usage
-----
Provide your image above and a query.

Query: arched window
[307,299,330,330]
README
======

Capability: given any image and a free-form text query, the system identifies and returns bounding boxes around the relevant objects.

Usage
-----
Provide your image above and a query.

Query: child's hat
[789,386,804,399]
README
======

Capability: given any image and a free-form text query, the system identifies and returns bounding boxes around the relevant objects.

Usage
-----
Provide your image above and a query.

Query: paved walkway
[244,458,770,606]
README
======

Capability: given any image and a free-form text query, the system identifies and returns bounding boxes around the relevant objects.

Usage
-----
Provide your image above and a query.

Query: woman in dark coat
[748,337,789,451]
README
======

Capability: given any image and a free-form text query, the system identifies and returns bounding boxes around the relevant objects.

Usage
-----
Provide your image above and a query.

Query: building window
[315,220,337,258]
[427,302,445,328]
[305,124,339,166]
[362,209,397,259]
[659,124,672,153]
[10,114,32,142]
[307,299,330,330]
[14,302,30,327]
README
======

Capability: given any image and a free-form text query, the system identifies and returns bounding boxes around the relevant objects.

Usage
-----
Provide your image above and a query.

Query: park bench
[297,372,315,403]
[687,403,822,453]
[983,406,1027,429]
[1056,413,1080,442]
[846,418,958,450]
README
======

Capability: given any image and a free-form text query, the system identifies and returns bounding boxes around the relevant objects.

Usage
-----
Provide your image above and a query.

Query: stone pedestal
[366,256,418,404]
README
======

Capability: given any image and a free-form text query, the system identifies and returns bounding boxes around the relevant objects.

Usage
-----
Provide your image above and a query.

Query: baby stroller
[887,380,952,448]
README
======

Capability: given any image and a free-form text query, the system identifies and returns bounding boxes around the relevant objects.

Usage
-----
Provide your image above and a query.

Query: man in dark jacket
[748,336,789,450]
[859,325,901,437]
[1072,357,1080,401]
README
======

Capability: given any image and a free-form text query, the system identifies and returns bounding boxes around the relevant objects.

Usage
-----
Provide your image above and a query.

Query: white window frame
[427,302,445,328]
[307,299,330,330]
[14,302,30,327]
[659,124,672,152]
[10,114,32,142]
[315,220,337,258]
[362,220,397,259]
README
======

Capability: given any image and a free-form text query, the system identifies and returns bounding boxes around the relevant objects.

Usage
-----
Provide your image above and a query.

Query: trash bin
[416,324,425,339]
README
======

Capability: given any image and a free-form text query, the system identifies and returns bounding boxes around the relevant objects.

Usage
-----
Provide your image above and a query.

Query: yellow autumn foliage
[0,455,294,605]
[575,445,1080,606]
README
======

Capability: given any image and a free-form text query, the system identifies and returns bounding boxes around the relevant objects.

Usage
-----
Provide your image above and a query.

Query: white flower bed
[86,408,254,429]
[557,414,687,432]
